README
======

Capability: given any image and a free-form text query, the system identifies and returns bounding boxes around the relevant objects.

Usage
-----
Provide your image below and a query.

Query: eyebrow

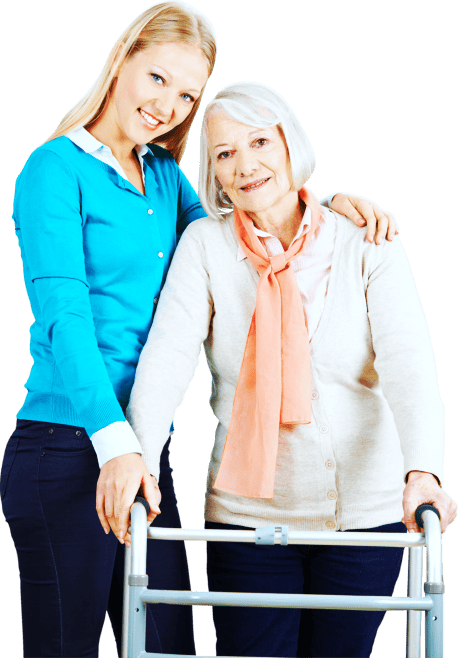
[213,129,270,150]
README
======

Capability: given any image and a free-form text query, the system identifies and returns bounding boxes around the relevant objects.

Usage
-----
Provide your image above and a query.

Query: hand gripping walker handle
[414,503,441,529]
[133,496,151,516]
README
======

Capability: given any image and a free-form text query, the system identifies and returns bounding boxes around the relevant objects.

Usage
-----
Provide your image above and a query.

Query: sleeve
[15,149,143,464]
[175,165,207,239]
[126,225,213,479]
[365,237,444,483]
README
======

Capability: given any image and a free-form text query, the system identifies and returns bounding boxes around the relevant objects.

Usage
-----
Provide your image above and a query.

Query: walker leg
[122,544,132,658]
[406,546,422,658]
[425,593,443,658]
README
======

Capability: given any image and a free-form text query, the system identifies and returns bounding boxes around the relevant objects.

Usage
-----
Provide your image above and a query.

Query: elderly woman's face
[207,111,293,214]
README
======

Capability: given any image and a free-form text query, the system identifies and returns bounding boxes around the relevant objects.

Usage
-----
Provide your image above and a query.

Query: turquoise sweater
[13,136,204,436]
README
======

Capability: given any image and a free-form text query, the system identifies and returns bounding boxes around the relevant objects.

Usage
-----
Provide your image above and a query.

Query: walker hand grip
[133,496,151,516]
[414,503,441,529]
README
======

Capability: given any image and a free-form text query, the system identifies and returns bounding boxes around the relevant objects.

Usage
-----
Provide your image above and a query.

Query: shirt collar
[66,126,151,159]
[236,204,312,262]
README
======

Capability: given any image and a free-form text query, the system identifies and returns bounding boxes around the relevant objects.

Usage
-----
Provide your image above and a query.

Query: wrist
[406,470,441,486]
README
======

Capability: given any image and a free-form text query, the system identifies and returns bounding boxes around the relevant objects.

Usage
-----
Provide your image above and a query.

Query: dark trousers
[206,520,406,658]
[1,419,195,657]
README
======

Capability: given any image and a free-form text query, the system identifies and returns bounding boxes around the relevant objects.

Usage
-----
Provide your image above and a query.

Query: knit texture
[127,210,444,531]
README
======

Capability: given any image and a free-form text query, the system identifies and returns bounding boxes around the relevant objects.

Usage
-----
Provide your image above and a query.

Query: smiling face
[110,41,209,146]
[207,111,295,216]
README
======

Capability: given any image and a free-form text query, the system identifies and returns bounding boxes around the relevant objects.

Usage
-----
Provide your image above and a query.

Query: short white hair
[199,81,316,219]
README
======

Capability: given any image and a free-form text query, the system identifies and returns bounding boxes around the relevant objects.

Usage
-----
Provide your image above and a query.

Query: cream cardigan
[126,210,444,531]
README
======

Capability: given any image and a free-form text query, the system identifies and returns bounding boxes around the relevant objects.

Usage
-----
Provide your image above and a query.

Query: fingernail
[408,529,415,533]
[105,528,109,535]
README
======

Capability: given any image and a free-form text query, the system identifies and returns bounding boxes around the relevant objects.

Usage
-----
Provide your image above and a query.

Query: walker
[121,499,444,658]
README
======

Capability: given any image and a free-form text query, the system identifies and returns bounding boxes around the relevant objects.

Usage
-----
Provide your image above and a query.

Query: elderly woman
[126,82,456,658]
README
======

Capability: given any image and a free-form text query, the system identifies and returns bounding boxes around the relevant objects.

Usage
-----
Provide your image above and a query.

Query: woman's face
[112,42,209,145]
[207,111,293,214]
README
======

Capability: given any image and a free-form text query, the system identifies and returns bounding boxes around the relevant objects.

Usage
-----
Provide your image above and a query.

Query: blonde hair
[47,2,216,163]
[199,81,315,218]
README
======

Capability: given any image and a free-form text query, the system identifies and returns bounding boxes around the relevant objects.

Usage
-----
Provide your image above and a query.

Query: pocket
[0,436,20,501]
[40,424,95,458]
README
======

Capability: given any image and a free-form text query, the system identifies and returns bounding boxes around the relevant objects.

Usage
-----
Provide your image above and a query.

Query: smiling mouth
[138,108,163,129]
[239,178,270,192]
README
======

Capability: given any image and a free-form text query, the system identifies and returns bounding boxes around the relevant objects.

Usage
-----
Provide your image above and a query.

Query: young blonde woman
[0,2,396,656]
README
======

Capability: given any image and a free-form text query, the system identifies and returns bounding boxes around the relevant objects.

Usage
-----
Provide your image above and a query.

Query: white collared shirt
[237,206,337,339]
[66,126,150,185]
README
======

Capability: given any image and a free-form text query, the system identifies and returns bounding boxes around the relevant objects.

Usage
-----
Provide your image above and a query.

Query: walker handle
[133,496,151,516]
[414,503,441,529]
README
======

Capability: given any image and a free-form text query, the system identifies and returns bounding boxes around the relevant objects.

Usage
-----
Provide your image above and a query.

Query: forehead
[206,110,280,145]
[132,41,209,89]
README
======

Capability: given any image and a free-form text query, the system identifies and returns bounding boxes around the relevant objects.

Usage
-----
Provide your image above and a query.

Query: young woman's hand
[331,193,398,245]
[96,453,161,547]
[402,470,457,533]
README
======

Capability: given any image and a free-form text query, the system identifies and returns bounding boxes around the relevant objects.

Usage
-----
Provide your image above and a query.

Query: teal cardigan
[13,136,204,436]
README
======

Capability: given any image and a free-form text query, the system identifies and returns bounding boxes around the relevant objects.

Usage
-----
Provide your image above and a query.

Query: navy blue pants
[206,520,406,657]
[1,420,195,657]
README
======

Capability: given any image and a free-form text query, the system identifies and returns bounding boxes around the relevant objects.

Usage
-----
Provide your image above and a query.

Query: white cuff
[90,420,143,468]
[320,193,336,209]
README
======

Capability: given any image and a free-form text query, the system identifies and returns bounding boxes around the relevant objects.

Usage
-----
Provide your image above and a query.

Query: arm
[365,237,455,531]
[126,224,213,479]
[15,149,155,535]
[321,193,398,244]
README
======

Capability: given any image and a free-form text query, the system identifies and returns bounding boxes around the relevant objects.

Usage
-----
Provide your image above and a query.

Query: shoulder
[180,213,231,243]
[331,209,407,274]
[19,137,81,179]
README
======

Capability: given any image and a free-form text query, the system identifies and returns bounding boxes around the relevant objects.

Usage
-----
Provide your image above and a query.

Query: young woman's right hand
[96,453,161,547]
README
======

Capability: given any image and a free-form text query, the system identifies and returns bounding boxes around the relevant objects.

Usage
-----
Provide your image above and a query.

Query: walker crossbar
[122,502,444,658]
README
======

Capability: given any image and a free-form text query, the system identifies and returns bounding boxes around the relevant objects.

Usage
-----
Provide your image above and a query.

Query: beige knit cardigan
[126,211,444,531]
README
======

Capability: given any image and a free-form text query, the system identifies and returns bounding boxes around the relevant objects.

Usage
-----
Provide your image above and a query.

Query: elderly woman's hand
[96,453,161,548]
[402,470,457,533]
[331,193,398,245]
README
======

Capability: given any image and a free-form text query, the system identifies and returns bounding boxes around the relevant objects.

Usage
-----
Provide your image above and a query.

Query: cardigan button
[325,521,336,530]
[48,428,54,434]
[319,425,328,434]
[158,252,164,258]
[153,297,158,304]
[325,460,334,470]
[76,431,82,436]
[327,490,337,500]
[311,391,319,400]
[148,209,153,215]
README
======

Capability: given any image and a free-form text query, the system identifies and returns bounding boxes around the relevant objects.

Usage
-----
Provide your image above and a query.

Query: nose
[153,89,175,122]
[236,149,259,178]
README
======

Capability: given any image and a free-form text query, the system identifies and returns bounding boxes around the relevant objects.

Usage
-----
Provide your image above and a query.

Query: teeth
[140,109,160,126]
[244,179,267,190]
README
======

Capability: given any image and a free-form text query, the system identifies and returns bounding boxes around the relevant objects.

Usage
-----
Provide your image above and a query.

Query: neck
[247,191,304,250]
[86,98,138,165]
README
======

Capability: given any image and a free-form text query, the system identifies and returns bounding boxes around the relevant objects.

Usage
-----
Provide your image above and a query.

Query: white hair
[199,81,316,219]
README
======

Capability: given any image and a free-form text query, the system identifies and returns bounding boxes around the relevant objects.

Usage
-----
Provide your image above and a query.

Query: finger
[351,199,378,242]
[386,212,398,240]
[95,490,111,535]
[373,210,389,245]
[142,476,161,525]
[335,196,367,227]
[117,485,140,542]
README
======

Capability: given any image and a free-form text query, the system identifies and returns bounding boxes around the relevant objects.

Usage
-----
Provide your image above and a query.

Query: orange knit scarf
[214,188,321,498]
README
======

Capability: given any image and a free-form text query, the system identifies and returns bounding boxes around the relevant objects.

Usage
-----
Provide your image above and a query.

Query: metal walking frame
[121,500,444,658]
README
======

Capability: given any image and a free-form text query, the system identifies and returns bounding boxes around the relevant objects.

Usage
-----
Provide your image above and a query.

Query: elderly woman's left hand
[331,193,398,245]
[402,470,457,533]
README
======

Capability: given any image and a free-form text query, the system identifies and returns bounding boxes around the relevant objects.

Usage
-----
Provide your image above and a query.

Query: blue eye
[181,93,195,103]
[151,73,164,84]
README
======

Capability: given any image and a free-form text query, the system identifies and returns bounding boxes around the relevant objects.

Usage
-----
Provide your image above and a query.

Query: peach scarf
[214,188,321,498]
